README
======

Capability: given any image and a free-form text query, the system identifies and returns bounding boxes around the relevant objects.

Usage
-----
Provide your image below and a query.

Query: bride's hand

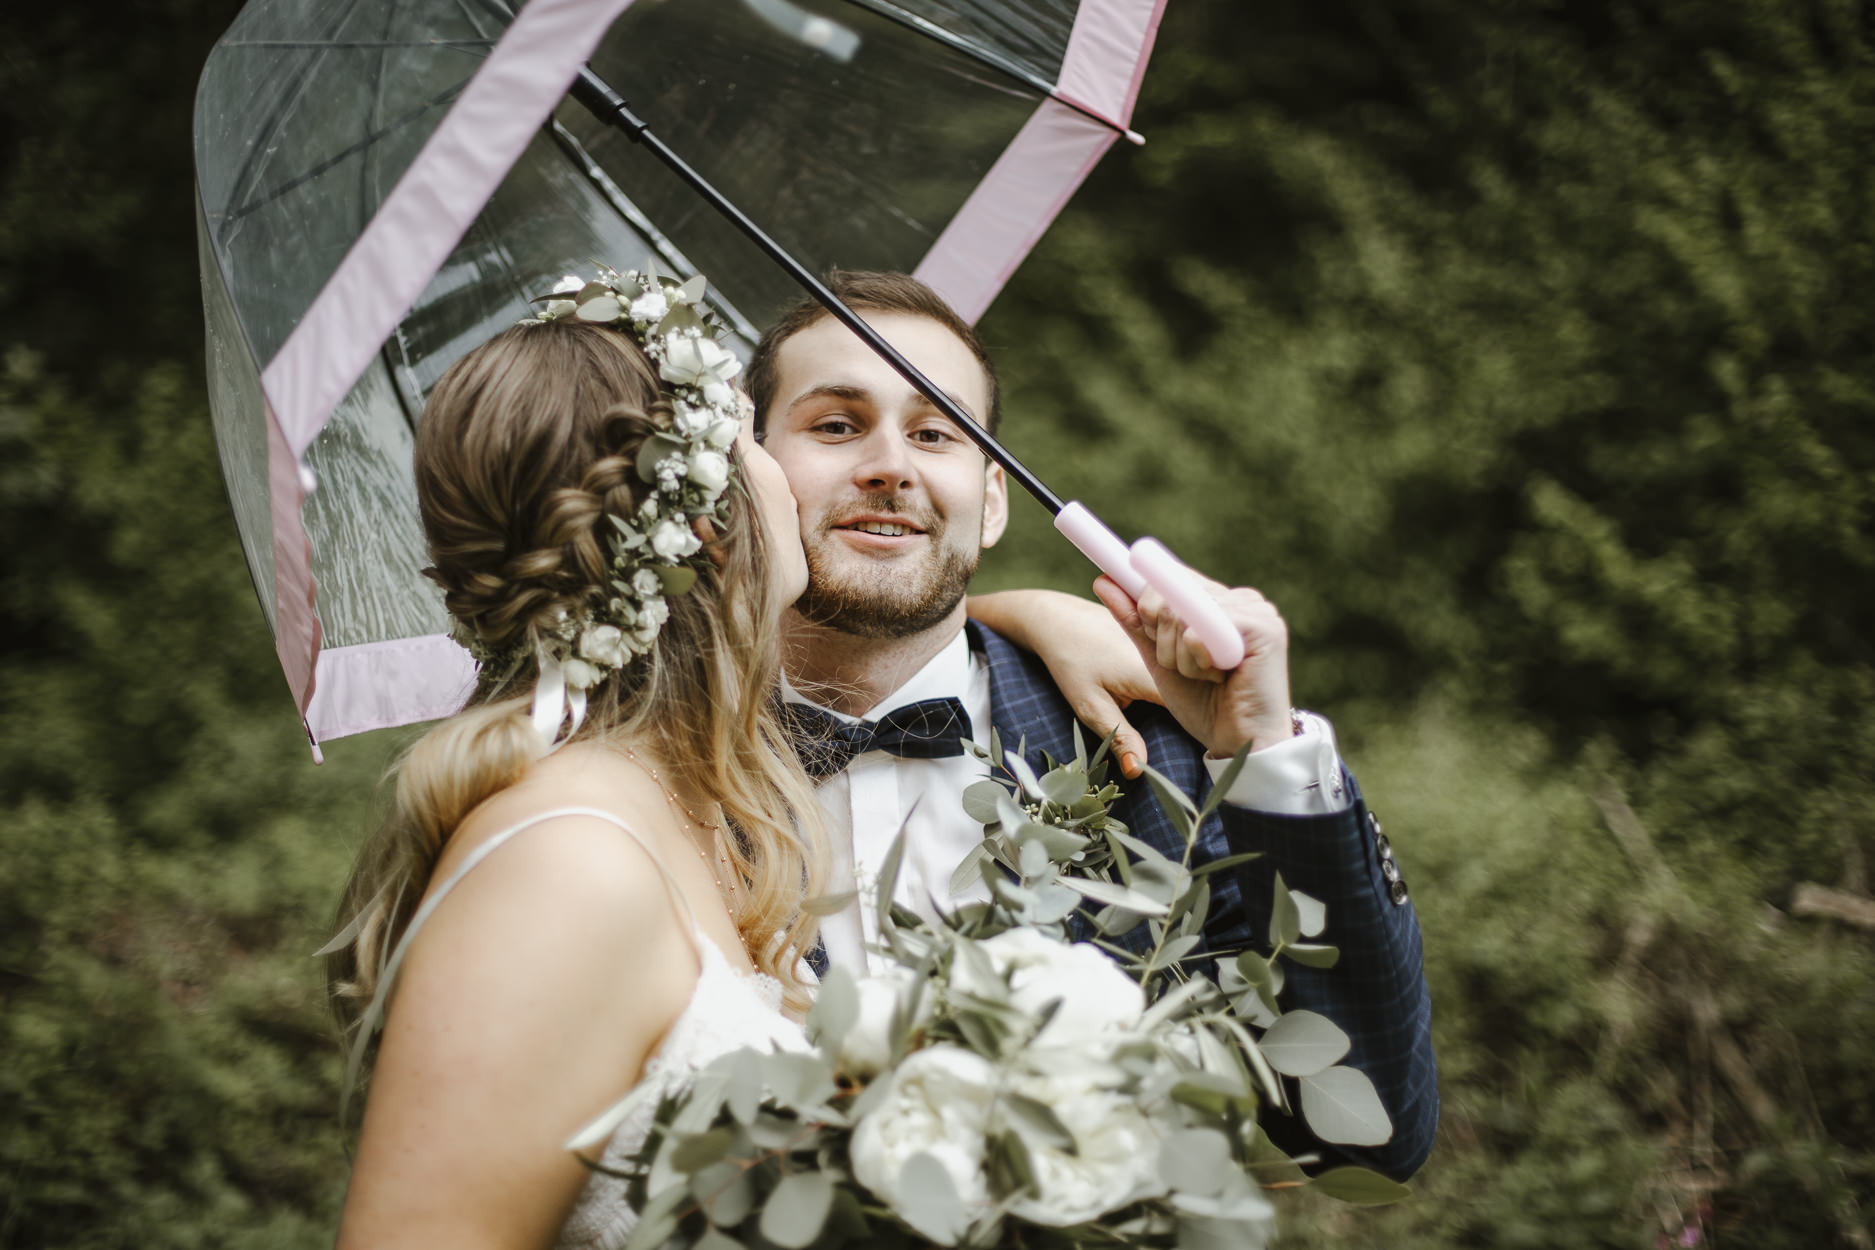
[965,589,1163,778]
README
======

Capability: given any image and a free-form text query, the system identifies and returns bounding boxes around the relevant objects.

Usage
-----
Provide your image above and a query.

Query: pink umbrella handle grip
[1053,503,1248,671]
[1054,502,1147,598]
[1128,538,1247,670]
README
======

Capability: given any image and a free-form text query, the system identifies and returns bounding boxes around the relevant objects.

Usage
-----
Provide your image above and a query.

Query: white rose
[631,568,662,597]
[650,518,701,560]
[627,289,670,323]
[577,624,628,669]
[701,378,738,409]
[688,449,730,493]
[672,400,711,436]
[974,928,1144,1047]
[850,1045,995,1224]
[640,596,670,627]
[561,657,602,690]
[838,968,926,1079]
[551,274,584,294]
[658,333,741,388]
[704,415,739,449]
[536,297,575,319]
[1004,1054,1171,1226]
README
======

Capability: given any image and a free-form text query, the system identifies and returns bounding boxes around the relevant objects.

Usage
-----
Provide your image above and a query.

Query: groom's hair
[746,270,1002,435]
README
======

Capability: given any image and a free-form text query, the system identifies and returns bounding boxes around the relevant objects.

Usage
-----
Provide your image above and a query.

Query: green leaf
[1002,1092,1077,1151]
[671,1125,738,1172]
[895,1152,971,1246]
[807,966,858,1046]
[765,1052,837,1110]
[962,779,1009,824]
[1290,889,1326,937]
[1158,1127,1237,1196]
[948,840,994,895]
[1298,1066,1393,1146]
[692,1160,757,1227]
[1283,942,1340,969]
[725,1048,763,1125]
[874,825,908,938]
[635,432,686,484]
[1004,750,1046,800]
[759,1172,835,1249]
[800,888,859,917]
[1190,851,1262,878]
[1310,1166,1413,1206]
[622,1182,687,1250]
[1268,872,1302,948]
[1063,875,1171,916]
[1212,1013,1286,1105]
[1196,739,1256,824]
[1037,764,1088,807]
[1257,1010,1351,1077]
[654,563,698,596]
[987,1128,1038,1199]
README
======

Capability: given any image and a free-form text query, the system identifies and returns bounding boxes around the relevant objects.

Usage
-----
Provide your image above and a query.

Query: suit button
[1367,811,1383,837]
[1375,833,1392,859]
[1380,857,1401,884]
[1389,879,1410,905]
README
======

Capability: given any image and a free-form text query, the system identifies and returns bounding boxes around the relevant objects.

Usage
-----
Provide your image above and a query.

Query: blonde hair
[328,320,824,1049]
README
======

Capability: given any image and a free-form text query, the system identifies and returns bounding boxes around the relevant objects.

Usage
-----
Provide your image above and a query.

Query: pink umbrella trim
[255,0,639,731]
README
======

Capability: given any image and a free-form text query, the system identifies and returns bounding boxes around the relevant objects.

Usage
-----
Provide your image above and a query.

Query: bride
[324,268,1153,1249]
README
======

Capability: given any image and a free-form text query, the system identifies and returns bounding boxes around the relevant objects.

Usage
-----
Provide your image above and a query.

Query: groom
[748,272,1436,1181]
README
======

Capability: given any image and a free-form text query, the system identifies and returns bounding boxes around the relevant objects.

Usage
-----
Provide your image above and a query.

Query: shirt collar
[780,629,975,723]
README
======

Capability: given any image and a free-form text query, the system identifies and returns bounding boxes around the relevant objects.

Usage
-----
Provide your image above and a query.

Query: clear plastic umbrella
[195,0,1172,752]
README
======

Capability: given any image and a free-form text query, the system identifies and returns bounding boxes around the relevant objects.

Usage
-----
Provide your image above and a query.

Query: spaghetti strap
[422,805,708,954]
[342,805,709,1103]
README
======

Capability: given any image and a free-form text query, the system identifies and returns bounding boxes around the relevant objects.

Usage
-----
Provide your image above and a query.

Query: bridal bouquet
[576,732,1408,1249]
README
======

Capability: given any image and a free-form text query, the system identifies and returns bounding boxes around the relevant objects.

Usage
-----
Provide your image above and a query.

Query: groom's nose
[850,428,915,493]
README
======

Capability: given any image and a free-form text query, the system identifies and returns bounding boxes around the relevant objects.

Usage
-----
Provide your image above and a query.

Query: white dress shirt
[784,630,1350,972]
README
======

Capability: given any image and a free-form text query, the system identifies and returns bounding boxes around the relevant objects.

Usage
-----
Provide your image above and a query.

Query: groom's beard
[792,496,980,639]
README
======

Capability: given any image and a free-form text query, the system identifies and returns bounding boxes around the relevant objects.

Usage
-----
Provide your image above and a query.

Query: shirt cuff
[1202,711,1350,816]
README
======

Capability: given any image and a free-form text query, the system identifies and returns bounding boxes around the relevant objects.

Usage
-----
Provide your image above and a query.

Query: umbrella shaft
[569,68,1066,516]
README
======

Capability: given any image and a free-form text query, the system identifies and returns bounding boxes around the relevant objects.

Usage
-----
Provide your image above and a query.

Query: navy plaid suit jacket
[970,621,1438,1180]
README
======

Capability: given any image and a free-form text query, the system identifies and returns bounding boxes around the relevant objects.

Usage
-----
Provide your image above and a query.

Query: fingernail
[1121,752,1139,778]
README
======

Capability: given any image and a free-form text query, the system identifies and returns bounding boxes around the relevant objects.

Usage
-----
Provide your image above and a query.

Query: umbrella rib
[569,68,1066,515]
[831,0,1138,138]
[543,119,765,351]
[215,81,469,226]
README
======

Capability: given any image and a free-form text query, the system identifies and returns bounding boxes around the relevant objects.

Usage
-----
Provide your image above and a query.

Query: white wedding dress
[404,805,808,1250]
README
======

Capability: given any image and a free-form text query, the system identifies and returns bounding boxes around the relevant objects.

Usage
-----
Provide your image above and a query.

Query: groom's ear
[980,464,1008,549]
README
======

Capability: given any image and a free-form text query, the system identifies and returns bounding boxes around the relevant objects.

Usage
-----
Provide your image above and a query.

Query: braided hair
[328,320,823,1037]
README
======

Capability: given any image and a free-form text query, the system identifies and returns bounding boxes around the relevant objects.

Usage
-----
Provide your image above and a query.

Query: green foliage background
[2,1,1869,1246]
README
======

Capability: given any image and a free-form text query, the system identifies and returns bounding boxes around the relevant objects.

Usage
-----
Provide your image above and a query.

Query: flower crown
[454,262,747,744]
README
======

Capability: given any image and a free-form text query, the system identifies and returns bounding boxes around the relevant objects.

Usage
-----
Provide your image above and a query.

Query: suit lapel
[967,620,1080,776]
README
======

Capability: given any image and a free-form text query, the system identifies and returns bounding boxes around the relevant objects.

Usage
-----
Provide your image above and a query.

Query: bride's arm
[336,812,697,1250]
[966,588,1165,778]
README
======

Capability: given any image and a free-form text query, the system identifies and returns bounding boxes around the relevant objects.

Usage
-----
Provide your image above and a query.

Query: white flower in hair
[705,417,739,450]
[562,657,603,691]
[651,518,701,560]
[688,449,730,493]
[578,624,629,670]
[641,597,670,628]
[659,333,741,390]
[672,399,712,437]
[628,288,671,323]
[631,568,662,597]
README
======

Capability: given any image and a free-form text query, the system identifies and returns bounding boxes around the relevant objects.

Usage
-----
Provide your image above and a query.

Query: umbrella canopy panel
[195,0,1165,742]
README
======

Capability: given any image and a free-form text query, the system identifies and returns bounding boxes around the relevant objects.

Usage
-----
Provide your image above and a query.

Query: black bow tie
[780,697,974,780]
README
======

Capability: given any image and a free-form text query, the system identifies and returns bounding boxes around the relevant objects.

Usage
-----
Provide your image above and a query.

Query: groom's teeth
[852,522,912,536]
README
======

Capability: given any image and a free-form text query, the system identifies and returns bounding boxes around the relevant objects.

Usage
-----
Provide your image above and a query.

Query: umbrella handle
[1053,503,1248,671]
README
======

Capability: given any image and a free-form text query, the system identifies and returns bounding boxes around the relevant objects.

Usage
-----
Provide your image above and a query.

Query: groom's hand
[1092,573,1295,759]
